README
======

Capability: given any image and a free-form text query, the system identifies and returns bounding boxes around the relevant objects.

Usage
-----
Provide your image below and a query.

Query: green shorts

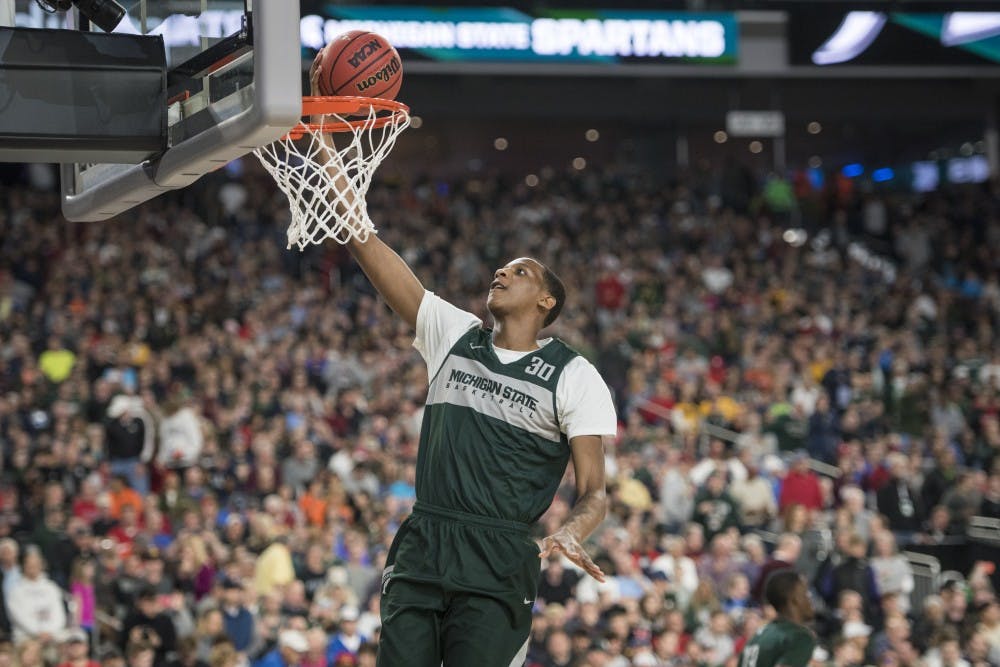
[376,502,542,667]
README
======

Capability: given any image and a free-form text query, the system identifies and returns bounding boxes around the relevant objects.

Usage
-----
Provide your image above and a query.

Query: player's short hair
[765,569,804,613]
[537,261,566,327]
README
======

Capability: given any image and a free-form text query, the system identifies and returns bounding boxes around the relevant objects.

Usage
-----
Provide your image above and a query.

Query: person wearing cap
[738,570,816,667]
[120,587,177,667]
[219,579,255,655]
[252,630,308,667]
[326,607,367,664]
[56,629,99,667]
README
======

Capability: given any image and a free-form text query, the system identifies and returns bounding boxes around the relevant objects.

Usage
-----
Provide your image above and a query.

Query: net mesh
[252,102,410,250]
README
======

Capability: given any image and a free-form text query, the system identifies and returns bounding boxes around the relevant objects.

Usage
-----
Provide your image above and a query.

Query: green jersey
[739,619,816,667]
[417,325,580,523]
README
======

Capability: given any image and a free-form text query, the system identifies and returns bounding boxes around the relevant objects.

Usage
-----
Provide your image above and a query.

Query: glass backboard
[13,0,304,221]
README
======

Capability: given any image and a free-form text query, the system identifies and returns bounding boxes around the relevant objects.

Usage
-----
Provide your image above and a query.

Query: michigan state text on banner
[299,6,739,64]
[11,5,737,66]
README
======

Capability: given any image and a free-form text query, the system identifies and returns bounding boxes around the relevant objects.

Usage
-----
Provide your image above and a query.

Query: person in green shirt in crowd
[739,570,817,667]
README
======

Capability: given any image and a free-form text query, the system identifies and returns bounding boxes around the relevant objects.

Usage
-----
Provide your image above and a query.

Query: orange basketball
[317,30,403,100]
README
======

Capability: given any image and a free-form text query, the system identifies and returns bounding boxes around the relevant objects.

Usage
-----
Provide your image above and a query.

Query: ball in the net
[317,30,403,100]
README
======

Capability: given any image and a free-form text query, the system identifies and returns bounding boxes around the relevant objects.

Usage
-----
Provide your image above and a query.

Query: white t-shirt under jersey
[413,291,618,440]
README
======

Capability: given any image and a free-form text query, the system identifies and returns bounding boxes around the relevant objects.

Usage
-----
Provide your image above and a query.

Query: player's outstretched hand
[538,529,606,582]
[310,48,324,96]
[307,49,339,154]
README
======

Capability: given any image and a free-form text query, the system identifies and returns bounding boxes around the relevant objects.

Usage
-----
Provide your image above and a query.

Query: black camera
[35,0,126,33]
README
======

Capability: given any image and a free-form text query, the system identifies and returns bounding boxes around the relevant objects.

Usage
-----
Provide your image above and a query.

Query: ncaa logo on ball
[347,39,383,69]
[356,57,401,93]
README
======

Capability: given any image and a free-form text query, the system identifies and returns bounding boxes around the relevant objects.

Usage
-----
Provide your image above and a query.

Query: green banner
[299,5,739,65]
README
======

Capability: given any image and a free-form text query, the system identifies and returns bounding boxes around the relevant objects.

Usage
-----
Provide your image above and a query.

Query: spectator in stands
[220,580,255,655]
[876,454,924,536]
[869,531,915,614]
[697,533,743,598]
[0,539,21,598]
[922,628,970,667]
[193,609,226,663]
[156,386,204,471]
[807,396,841,465]
[56,628,98,667]
[729,460,777,530]
[120,588,178,667]
[752,533,802,605]
[69,557,96,633]
[537,557,578,607]
[104,396,153,496]
[125,641,156,667]
[254,630,308,667]
[658,448,694,533]
[820,534,880,623]
[779,453,824,513]
[838,485,876,544]
[693,610,735,665]
[17,639,45,667]
[649,536,698,605]
[691,471,739,542]
[6,548,67,644]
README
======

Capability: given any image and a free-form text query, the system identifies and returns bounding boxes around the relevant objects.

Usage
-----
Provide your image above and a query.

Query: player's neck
[778,612,806,626]
[492,320,542,352]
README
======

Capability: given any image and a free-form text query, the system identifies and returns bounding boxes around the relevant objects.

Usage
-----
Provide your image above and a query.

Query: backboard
[37,0,302,221]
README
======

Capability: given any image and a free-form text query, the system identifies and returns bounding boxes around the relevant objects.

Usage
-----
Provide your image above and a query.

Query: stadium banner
[298,5,739,65]
[11,4,738,67]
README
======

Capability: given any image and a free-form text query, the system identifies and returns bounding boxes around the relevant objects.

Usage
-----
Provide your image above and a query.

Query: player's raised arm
[345,233,425,329]
[309,54,424,329]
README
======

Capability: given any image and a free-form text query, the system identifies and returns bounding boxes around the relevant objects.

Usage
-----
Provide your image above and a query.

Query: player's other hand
[538,529,605,582]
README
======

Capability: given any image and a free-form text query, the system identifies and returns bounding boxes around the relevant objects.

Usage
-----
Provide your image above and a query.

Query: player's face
[792,579,814,621]
[487,258,550,318]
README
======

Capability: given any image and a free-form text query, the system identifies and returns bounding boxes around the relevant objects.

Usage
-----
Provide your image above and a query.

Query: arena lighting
[941,12,1000,46]
[842,163,864,178]
[35,0,126,32]
[872,167,895,182]
[811,11,887,65]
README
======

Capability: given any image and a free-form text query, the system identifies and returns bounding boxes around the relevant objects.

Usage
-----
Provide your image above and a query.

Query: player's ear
[538,293,555,311]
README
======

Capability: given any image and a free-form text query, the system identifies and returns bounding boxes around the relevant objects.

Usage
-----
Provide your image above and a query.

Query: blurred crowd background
[0,155,999,667]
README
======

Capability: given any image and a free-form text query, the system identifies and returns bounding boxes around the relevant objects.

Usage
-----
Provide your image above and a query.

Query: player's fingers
[569,555,604,582]
[539,540,566,559]
[566,547,605,581]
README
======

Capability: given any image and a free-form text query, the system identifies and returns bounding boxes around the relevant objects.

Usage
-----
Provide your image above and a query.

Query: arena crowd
[0,156,998,667]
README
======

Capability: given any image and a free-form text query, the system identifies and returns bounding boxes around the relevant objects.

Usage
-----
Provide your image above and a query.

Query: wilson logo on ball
[356,58,401,93]
[347,39,384,69]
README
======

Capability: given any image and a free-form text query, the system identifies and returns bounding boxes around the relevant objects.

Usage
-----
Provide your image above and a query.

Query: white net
[252,101,410,250]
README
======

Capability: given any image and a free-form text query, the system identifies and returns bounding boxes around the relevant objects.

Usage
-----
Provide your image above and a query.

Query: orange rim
[282,96,410,140]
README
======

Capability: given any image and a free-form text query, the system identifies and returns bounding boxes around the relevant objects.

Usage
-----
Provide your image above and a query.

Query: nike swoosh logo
[523,598,532,605]
[470,344,485,350]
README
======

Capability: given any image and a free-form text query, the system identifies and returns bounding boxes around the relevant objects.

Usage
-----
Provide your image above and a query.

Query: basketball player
[739,571,817,667]
[307,60,618,666]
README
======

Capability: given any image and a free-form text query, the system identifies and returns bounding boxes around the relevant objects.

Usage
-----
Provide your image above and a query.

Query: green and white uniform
[739,619,817,667]
[377,292,617,667]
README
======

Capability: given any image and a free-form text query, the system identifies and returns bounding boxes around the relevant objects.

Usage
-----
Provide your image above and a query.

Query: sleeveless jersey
[739,619,816,667]
[416,326,581,524]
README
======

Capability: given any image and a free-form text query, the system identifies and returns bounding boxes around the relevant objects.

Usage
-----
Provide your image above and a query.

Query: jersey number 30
[525,356,555,381]
[741,646,759,667]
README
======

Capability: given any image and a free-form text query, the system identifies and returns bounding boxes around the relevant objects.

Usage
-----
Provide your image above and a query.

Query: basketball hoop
[252,96,410,250]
